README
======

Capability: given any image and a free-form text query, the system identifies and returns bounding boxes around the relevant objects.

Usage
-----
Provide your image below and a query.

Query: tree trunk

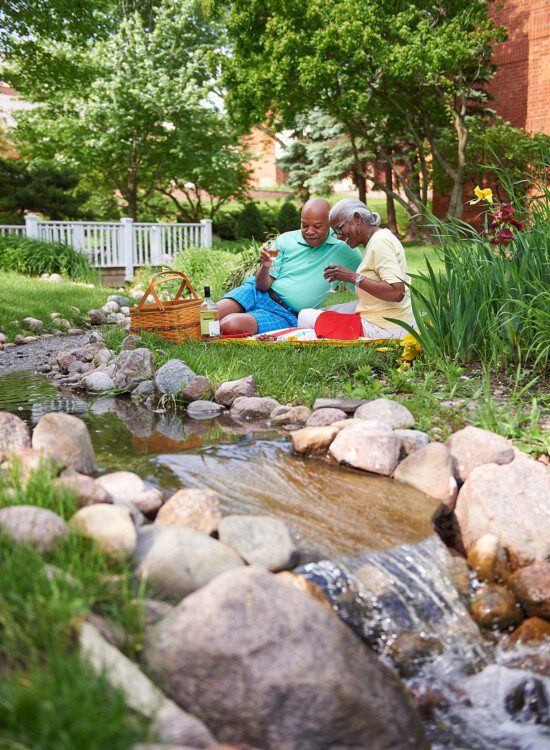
[384,163,399,236]
[447,92,469,219]
[405,215,417,242]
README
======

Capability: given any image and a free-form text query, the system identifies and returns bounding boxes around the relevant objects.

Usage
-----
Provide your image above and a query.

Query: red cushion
[314,311,364,340]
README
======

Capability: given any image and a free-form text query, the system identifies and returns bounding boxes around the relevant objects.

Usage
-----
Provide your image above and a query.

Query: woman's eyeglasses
[333,220,346,236]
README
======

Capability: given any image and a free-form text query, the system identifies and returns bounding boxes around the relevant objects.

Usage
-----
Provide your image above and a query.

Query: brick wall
[433,0,550,220]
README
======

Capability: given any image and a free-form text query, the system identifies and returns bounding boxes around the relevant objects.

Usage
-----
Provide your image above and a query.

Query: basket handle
[137,270,201,312]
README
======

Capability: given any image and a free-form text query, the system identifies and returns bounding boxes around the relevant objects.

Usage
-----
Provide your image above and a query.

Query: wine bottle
[200,286,220,338]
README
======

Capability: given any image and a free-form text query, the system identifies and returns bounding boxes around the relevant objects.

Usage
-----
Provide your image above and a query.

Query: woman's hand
[323,264,357,284]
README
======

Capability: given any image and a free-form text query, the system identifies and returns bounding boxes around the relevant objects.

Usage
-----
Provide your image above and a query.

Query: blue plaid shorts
[222,276,298,333]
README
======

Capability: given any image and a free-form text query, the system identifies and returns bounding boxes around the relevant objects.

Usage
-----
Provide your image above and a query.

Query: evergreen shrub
[236,202,265,240]
[277,201,300,233]
[0,235,97,281]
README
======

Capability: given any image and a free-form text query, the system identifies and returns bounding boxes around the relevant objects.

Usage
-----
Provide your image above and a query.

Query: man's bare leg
[217,298,245,320]
[220,312,258,335]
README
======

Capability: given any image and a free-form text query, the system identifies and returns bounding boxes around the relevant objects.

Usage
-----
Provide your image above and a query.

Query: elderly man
[218,198,362,334]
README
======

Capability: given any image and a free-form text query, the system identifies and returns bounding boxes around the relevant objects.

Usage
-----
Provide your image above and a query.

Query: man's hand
[259,244,276,268]
[323,264,357,284]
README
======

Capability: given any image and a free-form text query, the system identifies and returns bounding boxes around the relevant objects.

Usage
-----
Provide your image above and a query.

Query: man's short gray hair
[329,198,381,227]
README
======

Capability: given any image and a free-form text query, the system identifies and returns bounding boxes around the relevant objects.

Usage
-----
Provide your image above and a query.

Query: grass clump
[0,235,98,283]
[0,463,149,749]
[0,270,109,340]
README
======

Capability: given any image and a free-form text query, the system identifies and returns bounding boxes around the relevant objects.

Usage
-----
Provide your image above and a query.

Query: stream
[1,369,548,749]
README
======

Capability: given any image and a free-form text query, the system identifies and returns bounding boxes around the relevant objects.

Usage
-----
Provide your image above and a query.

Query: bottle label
[200,311,220,337]
[209,320,220,337]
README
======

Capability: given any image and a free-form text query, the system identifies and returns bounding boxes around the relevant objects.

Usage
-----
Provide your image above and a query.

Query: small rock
[0,412,31,459]
[329,428,403,476]
[88,309,107,325]
[447,425,514,482]
[181,376,214,403]
[85,612,127,649]
[32,412,97,475]
[69,505,137,555]
[108,295,132,307]
[56,352,76,373]
[0,505,67,552]
[22,316,44,332]
[230,396,280,420]
[154,359,196,396]
[509,617,550,645]
[290,424,342,454]
[186,400,224,419]
[69,306,81,316]
[50,311,61,319]
[219,514,298,571]
[10,447,63,482]
[67,328,85,336]
[305,407,347,427]
[467,534,511,583]
[394,429,430,455]
[470,584,523,629]
[102,300,120,314]
[55,475,114,508]
[67,360,84,374]
[131,380,155,402]
[52,318,71,330]
[387,633,444,678]
[507,562,550,619]
[48,273,62,282]
[393,443,458,508]
[84,372,115,393]
[354,398,415,428]
[121,334,141,350]
[112,348,155,392]
[214,375,258,407]
[130,289,145,300]
[14,335,30,345]
[0,332,7,344]
[156,489,221,535]
[312,397,367,413]
[96,471,163,516]
[271,405,311,426]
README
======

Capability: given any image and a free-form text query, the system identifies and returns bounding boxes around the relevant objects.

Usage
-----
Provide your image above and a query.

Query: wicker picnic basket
[129,270,203,342]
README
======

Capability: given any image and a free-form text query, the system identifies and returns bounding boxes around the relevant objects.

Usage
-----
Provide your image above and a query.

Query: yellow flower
[375,346,390,352]
[401,332,422,353]
[469,186,493,205]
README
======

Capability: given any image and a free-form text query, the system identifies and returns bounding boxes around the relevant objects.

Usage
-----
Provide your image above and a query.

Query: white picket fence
[0,215,212,280]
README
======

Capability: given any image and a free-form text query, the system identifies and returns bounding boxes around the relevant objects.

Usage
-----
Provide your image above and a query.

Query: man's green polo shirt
[270,230,362,311]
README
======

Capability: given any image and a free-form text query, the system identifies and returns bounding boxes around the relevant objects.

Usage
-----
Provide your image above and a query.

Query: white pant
[298,301,409,339]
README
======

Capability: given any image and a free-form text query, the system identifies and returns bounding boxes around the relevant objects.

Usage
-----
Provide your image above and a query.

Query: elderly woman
[297,198,415,339]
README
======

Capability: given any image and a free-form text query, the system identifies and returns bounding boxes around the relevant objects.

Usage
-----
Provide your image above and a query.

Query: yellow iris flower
[469,186,493,205]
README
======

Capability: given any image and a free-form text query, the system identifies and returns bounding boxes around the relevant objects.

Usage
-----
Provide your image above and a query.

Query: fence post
[200,219,213,248]
[25,214,39,239]
[73,223,85,252]
[150,225,163,265]
[120,217,134,281]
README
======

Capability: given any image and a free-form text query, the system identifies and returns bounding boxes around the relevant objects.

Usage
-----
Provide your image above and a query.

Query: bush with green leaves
[0,235,97,282]
[277,200,300,233]
[235,202,265,240]
[398,155,550,368]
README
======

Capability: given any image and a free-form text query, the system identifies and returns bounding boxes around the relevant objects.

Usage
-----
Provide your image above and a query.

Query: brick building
[433,0,550,219]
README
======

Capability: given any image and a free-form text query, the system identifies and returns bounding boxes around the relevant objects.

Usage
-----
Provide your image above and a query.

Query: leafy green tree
[0,158,90,222]
[219,0,505,219]
[9,0,250,220]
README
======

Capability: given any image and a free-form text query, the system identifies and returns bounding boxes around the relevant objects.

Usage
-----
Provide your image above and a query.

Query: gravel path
[0,333,92,376]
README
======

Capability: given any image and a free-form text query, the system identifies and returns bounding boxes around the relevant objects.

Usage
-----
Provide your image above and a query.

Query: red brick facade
[433,0,550,219]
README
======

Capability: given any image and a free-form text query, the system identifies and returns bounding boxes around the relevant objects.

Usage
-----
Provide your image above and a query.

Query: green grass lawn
[0,272,110,341]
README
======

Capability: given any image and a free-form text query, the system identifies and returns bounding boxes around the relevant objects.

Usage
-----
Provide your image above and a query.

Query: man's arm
[255,245,277,291]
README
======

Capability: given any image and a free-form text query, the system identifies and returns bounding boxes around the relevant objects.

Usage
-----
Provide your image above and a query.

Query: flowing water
[1,369,549,749]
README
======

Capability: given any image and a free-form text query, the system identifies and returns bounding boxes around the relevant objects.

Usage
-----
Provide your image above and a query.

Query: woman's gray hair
[329,198,381,227]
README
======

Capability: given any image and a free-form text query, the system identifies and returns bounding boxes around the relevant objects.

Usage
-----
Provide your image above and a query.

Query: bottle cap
[204,286,211,297]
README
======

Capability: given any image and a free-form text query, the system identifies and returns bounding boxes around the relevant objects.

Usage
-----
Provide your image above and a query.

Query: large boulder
[354,398,415,429]
[305,407,348,427]
[154,359,196,397]
[270,405,311,427]
[69,505,137,555]
[84,372,115,393]
[329,427,403,476]
[55,475,114,508]
[80,622,214,747]
[181,376,214,403]
[156,488,222,535]
[0,412,31,459]
[112,348,155,392]
[290,424,341,455]
[447,425,514,482]
[312,397,367,413]
[215,375,258,407]
[0,505,67,552]
[393,443,458,508]
[218,515,297,571]
[454,455,550,568]
[32,412,97,475]
[134,525,245,600]
[142,567,428,750]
